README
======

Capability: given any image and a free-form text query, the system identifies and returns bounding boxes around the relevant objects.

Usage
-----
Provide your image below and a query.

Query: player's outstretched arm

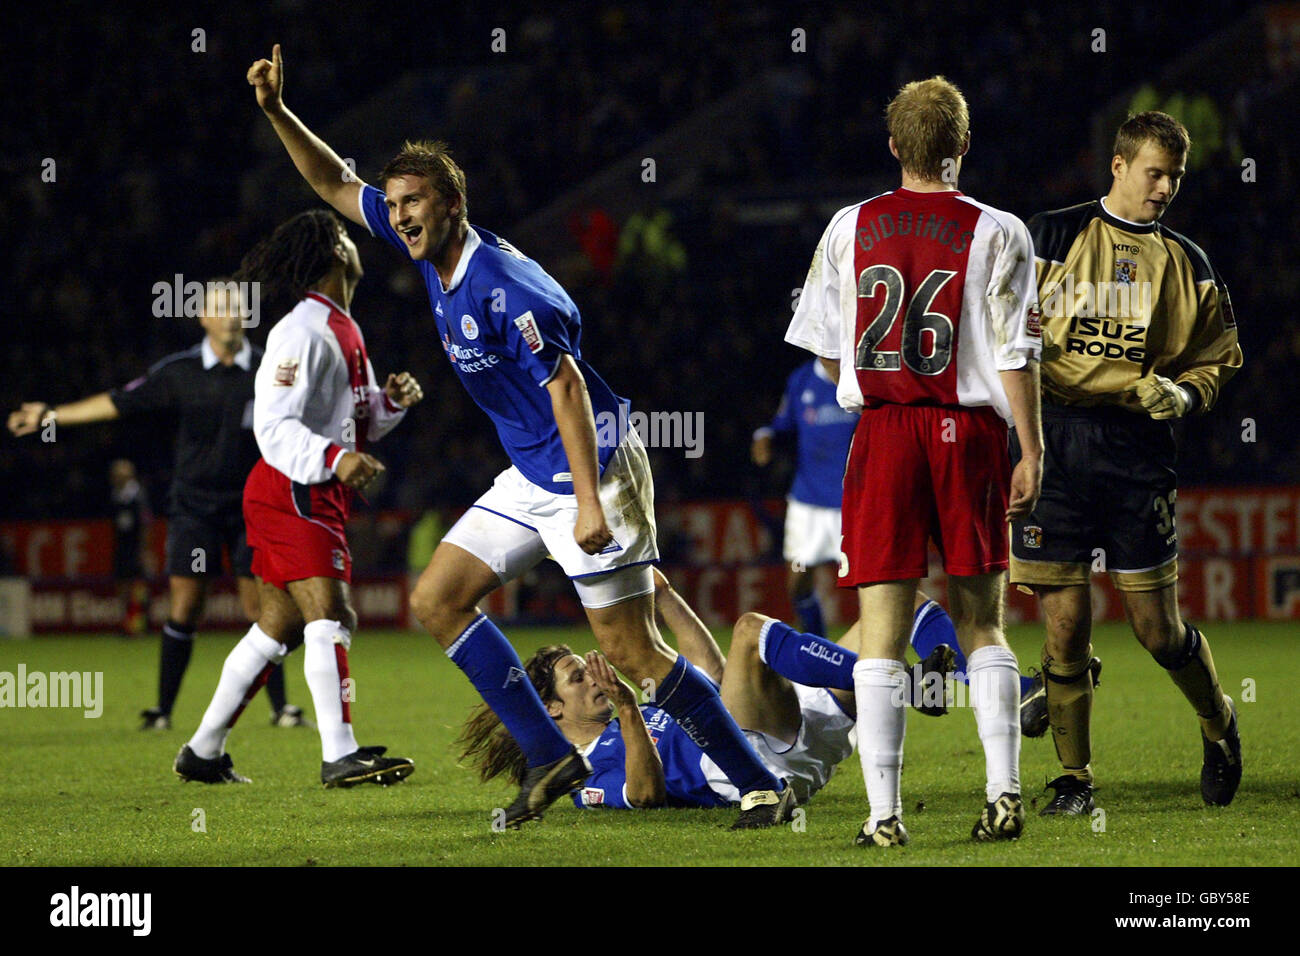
[585,651,666,808]
[249,44,366,227]
[547,355,614,555]
[999,360,1043,521]
[652,569,726,685]
[7,393,119,436]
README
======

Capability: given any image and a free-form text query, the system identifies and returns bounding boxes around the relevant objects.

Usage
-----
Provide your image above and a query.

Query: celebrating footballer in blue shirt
[250,43,795,829]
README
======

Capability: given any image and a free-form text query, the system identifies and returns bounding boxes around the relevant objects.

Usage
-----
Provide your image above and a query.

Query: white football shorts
[441,429,659,609]
[702,682,856,805]
[783,498,843,568]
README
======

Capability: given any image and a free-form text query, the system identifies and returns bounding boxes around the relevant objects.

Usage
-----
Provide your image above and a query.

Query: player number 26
[855,265,956,377]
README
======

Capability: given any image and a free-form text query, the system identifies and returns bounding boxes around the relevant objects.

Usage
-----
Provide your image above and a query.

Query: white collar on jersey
[812,358,834,384]
[202,337,252,370]
[441,225,482,294]
[1098,196,1156,230]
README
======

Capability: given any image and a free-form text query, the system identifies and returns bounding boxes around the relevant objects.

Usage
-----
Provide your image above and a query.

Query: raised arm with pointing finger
[249,44,365,226]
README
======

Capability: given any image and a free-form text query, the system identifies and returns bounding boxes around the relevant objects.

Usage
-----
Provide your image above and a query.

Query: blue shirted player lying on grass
[459,569,963,810]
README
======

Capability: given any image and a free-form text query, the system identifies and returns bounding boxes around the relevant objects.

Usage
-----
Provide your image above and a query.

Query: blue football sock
[910,601,1035,693]
[758,619,856,690]
[910,600,968,673]
[655,655,781,795]
[447,615,572,768]
[792,591,825,637]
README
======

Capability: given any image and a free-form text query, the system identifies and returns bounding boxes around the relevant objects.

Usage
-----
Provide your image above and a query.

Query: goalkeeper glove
[1135,375,1197,420]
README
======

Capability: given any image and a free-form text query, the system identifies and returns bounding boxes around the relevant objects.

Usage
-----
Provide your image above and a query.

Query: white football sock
[303,619,359,762]
[853,658,908,828]
[187,624,286,759]
[967,645,1021,801]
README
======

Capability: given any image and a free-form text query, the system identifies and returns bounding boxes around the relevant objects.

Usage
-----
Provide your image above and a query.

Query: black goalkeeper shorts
[165,508,253,578]
[1009,404,1179,592]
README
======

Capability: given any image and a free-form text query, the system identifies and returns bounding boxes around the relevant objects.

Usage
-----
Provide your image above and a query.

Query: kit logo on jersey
[435,302,444,317]
[273,359,299,387]
[1022,526,1043,549]
[442,333,501,373]
[513,311,545,354]
[461,315,479,340]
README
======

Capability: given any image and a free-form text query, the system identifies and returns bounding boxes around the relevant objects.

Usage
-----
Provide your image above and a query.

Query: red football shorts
[839,403,1010,586]
[243,458,353,589]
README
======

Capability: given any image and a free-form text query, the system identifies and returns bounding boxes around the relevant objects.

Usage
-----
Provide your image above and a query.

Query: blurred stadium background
[2,1,1297,635]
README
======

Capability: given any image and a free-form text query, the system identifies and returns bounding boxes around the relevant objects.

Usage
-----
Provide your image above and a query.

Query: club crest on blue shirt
[461,315,479,340]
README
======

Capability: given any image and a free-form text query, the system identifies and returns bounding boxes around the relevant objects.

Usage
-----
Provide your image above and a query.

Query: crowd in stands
[4,3,1291,552]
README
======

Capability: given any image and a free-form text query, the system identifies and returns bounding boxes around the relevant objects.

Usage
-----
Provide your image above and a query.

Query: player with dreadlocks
[8,278,310,732]
[174,209,426,788]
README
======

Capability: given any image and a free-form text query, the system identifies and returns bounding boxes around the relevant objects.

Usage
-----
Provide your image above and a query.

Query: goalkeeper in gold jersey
[1010,111,1243,814]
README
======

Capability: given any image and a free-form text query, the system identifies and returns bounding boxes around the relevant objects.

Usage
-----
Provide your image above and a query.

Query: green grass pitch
[2,621,1296,867]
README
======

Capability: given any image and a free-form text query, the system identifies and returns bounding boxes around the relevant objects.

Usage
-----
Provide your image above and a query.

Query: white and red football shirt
[253,291,406,485]
[785,189,1041,422]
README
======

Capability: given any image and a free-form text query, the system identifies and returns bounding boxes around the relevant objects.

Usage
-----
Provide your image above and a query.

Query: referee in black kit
[8,280,308,730]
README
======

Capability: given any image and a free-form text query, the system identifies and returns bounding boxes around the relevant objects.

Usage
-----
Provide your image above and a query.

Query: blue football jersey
[361,185,628,494]
[768,360,857,508]
[571,705,731,810]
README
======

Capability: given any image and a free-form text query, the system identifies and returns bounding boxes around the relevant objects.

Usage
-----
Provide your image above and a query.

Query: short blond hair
[886,76,969,182]
[379,140,468,223]
[1113,110,1190,164]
